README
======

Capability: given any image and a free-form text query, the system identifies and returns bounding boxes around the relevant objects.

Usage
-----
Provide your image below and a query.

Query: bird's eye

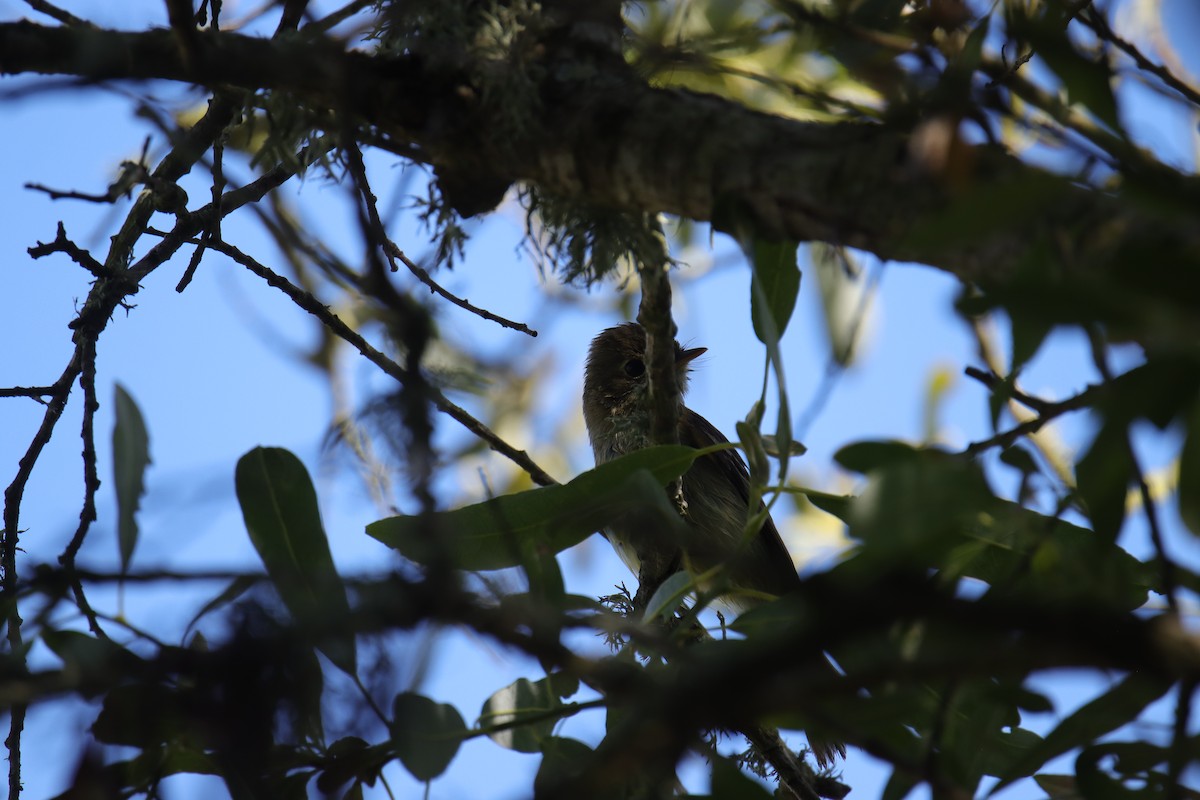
[623,359,646,378]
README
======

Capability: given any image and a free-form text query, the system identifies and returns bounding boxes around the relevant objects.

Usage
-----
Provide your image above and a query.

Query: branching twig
[27,222,106,278]
[345,137,438,514]
[963,318,1077,486]
[164,233,557,486]
[961,366,1103,457]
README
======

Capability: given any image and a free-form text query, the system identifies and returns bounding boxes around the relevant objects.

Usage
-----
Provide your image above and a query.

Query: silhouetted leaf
[390,692,465,782]
[533,737,593,795]
[113,383,151,573]
[1180,399,1200,537]
[43,630,138,686]
[182,575,258,641]
[1075,421,1131,542]
[711,755,774,799]
[93,684,181,747]
[995,674,1171,790]
[834,440,920,474]
[1014,12,1119,130]
[235,446,356,675]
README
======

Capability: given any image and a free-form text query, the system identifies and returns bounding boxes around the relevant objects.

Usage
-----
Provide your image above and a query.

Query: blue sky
[2,1,1199,798]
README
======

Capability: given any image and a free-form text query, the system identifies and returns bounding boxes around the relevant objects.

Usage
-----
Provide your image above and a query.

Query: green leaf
[1075,421,1132,542]
[1014,12,1120,131]
[749,238,801,345]
[849,451,994,562]
[834,440,920,474]
[951,498,1152,609]
[182,575,257,641]
[641,570,695,622]
[479,673,580,753]
[800,489,853,523]
[746,240,798,484]
[994,674,1171,791]
[43,630,137,684]
[812,243,870,367]
[1033,774,1082,799]
[1178,399,1200,537]
[533,737,593,795]
[92,683,182,747]
[390,692,466,782]
[113,383,151,573]
[315,737,390,795]
[1009,311,1053,375]
[235,446,356,675]
[367,445,700,571]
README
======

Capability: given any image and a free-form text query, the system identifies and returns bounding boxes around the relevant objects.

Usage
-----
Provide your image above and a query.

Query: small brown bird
[582,322,845,768]
[583,322,802,610]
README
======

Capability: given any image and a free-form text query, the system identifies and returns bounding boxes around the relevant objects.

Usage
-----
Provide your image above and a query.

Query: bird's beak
[677,346,706,366]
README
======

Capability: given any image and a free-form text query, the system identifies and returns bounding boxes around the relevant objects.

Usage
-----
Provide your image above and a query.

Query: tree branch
[3,20,1196,347]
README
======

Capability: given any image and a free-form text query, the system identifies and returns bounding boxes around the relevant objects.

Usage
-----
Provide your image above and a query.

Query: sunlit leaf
[642,570,695,622]
[480,673,580,753]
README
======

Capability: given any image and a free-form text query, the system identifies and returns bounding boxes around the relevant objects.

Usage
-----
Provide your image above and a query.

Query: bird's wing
[680,408,802,593]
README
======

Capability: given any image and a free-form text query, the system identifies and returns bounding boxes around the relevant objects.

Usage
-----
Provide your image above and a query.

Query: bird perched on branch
[583,321,845,768]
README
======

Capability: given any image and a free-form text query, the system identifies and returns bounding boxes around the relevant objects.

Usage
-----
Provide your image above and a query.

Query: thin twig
[344,136,438,514]
[964,318,1078,486]
[384,241,538,337]
[0,386,59,399]
[1078,8,1200,108]
[57,337,109,639]
[176,124,227,293]
[20,0,89,27]
[305,0,374,34]
[162,233,557,487]
[2,353,81,800]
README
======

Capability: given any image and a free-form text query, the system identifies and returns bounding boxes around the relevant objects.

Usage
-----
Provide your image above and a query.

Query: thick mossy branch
[3,19,1197,340]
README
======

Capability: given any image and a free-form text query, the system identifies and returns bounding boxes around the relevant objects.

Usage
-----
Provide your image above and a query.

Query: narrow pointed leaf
[113,383,151,573]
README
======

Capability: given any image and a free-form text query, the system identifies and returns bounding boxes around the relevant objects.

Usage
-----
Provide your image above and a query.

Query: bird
[582,321,845,768]
[582,321,802,611]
